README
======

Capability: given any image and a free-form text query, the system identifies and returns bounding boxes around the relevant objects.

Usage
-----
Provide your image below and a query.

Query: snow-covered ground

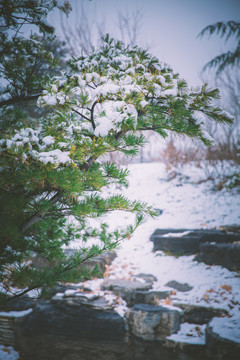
[1,161,240,357]
[80,161,240,342]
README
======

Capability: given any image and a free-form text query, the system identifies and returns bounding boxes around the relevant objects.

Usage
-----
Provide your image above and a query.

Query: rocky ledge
[151,227,240,270]
[1,276,240,359]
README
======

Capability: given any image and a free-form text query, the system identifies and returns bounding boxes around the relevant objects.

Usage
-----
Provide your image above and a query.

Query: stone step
[206,317,240,359]
[165,323,207,359]
[195,242,240,271]
[173,303,229,324]
[101,278,152,306]
[151,229,240,255]
[101,277,172,306]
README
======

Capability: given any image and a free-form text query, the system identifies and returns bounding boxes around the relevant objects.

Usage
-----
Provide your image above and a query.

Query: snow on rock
[0,308,33,318]
[207,317,240,344]
[162,231,192,238]
[0,346,19,360]
[167,323,206,345]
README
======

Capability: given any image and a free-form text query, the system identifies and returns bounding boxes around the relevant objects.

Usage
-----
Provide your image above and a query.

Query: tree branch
[21,192,62,232]
[71,107,92,123]
[0,93,41,108]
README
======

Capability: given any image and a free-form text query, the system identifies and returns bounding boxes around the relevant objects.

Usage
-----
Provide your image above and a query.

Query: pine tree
[198,20,240,74]
[0,0,71,131]
[0,17,234,302]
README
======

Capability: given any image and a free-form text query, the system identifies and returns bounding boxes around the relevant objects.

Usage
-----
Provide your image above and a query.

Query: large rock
[165,280,193,292]
[195,242,240,271]
[173,303,229,324]
[101,278,152,306]
[165,322,207,359]
[126,304,183,340]
[130,290,172,307]
[16,298,129,360]
[206,317,240,359]
[151,229,240,255]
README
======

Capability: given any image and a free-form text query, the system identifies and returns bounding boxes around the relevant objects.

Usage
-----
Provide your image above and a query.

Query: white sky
[50,0,240,87]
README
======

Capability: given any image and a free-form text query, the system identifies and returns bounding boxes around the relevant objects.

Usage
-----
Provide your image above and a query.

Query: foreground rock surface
[16,298,129,360]
[1,288,239,360]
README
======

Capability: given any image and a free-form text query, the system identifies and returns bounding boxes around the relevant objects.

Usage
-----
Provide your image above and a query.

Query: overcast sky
[50,0,240,87]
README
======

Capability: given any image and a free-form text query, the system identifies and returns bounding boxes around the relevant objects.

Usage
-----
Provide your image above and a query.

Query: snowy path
[83,162,240,336]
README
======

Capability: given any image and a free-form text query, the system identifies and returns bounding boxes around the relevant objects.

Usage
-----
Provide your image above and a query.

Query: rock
[16,299,129,360]
[165,323,207,359]
[219,225,240,233]
[174,303,229,324]
[0,298,36,312]
[43,283,92,299]
[132,290,172,306]
[101,279,152,306]
[206,317,240,359]
[195,242,240,271]
[0,307,34,348]
[165,280,193,292]
[153,208,163,215]
[135,273,157,284]
[151,229,240,255]
[126,304,183,340]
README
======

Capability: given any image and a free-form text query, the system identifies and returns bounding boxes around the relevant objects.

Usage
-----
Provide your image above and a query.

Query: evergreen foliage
[0,4,234,301]
[198,20,240,74]
[0,0,71,130]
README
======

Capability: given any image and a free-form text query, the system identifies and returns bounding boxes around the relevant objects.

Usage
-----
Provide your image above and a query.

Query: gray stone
[151,229,240,255]
[126,304,183,340]
[102,277,169,306]
[195,242,240,271]
[174,303,229,324]
[101,278,152,305]
[0,298,36,312]
[16,299,129,360]
[132,290,172,306]
[206,317,240,359]
[165,331,207,359]
[165,280,193,292]
[135,273,157,284]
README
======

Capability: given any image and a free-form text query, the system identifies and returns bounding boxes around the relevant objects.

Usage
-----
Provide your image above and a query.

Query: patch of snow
[36,149,71,164]
[64,289,77,297]
[0,345,19,360]
[162,231,191,238]
[78,162,240,321]
[208,317,240,343]
[201,130,214,143]
[94,116,114,137]
[55,292,64,298]
[192,110,206,125]
[167,323,206,345]
[42,135,55,145]
[0,308,32,318]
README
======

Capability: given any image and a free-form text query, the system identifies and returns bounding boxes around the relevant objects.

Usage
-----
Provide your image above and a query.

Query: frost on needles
[0,35,233,302]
